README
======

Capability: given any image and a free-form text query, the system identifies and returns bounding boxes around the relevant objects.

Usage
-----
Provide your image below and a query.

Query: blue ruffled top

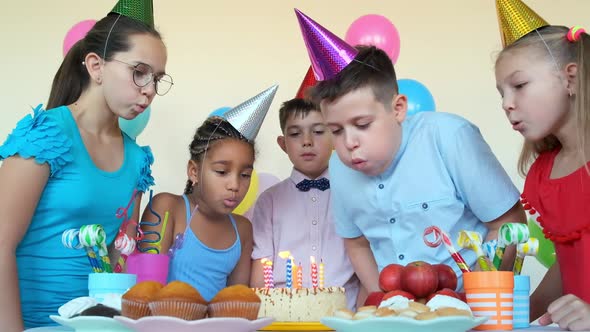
[0,105,154,328]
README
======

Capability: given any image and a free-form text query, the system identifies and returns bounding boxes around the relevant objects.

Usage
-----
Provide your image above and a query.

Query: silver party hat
[222,85,278,141]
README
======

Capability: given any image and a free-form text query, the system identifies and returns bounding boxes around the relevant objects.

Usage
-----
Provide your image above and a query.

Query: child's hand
[538,294,590,331]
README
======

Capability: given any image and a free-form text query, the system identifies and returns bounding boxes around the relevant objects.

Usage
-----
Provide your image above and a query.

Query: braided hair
[184,116,254,194]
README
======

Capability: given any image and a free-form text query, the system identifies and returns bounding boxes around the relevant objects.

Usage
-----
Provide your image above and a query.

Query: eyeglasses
[109,58,174,96]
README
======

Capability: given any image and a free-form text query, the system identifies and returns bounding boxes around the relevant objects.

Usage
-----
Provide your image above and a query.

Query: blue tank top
[167,195,241,301]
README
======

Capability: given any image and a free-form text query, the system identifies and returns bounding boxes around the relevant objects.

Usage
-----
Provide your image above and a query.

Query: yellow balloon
[233,169,259,215]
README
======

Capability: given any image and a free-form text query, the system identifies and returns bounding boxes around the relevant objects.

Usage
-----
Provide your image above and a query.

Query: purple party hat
[295,9,358,81]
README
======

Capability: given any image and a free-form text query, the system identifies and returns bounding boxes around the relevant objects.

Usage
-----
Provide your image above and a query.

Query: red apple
[364,291,386,306]
[457,291,467,303]
[379,263,405,292]
[401,261,439,298]
[382,289,416,301]
[433,264,458,291]
[426,288,461,302]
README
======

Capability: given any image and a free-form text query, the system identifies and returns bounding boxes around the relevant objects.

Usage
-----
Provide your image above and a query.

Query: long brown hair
[496,26,590,176]
[47,14,161,109]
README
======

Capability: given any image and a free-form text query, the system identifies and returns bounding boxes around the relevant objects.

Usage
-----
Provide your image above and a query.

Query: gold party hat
[110,0,154,28]
[496,0,549,47]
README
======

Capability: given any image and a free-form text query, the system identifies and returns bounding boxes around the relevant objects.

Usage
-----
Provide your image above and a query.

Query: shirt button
[378,184,384,189]
[312,220,318,225]
[422,203,429,210]
[311,197,317,202]
[389,218,396,224]
[312,246,317,251]
[398,254,405,260]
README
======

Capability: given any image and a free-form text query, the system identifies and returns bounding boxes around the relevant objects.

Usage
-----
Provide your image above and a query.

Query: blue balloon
[119,106,151,139]
[209,106,231,118]
[397,79,436,116]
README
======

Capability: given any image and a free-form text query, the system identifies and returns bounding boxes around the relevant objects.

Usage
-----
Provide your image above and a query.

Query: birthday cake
[254,287,346,321]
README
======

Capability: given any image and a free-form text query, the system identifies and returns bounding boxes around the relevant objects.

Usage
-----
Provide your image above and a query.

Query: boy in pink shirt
[250,98,360,309]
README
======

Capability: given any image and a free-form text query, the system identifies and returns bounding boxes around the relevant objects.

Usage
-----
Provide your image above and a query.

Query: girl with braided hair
[139,116,256,301]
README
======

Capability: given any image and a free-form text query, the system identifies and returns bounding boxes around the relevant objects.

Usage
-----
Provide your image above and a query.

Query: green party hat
[110,0,154,28]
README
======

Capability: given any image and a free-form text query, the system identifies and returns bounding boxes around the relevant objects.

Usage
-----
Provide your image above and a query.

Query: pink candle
[261,258,274,288]
[310,256,318,288]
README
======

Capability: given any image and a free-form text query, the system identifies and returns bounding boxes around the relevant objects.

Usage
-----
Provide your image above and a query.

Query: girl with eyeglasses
[0,1,172,329]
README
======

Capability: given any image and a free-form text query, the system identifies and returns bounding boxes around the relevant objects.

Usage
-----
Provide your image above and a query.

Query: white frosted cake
[255,287,346,321]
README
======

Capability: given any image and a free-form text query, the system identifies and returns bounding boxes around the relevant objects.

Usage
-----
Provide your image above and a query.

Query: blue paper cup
[88,273,136,310]
[513,275,530,329]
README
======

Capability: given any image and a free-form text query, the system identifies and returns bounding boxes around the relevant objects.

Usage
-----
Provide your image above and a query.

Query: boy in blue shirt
[295,9,525,297]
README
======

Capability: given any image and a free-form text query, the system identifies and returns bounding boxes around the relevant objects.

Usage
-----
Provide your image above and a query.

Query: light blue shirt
[0,105,154,328]
[329,112,519,290]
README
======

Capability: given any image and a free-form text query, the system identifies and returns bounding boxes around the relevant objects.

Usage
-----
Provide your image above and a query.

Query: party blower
[494,222,529,269]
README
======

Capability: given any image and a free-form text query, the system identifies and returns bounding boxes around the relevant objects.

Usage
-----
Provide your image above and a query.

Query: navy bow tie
[296,178,330,192]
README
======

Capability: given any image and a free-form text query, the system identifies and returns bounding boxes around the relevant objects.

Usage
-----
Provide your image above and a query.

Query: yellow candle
[319,259,325,288]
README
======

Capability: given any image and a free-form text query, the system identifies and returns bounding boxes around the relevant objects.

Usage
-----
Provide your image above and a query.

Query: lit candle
[261,258,274,288]
[296,262,303,289]
[319,259,325,288]
[310,256,318,288]
[278,251,293,289]
[266,260,275,288]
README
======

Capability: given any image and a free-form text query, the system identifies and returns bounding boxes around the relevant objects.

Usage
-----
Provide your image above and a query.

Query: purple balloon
[63,20,96,57]
[345,14,401,64]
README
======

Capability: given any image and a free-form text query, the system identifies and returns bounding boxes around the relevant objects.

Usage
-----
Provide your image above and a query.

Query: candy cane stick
[423,226,471,273]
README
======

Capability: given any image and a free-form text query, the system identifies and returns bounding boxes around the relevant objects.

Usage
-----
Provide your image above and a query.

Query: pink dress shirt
[251,168,359,309]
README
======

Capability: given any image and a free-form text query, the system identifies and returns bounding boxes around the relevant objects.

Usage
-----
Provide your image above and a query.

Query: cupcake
[149,281,207,320]
[121,281,163,319]
[208,285,261,320]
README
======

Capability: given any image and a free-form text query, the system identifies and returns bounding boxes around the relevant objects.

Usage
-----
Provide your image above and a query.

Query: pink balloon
[345,14,401,64]
[63,20,96,57]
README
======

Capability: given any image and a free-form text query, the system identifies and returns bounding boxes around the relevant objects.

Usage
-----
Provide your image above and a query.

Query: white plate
[49,315,132,332]
[114,316,275,332]
[320,315,488,332]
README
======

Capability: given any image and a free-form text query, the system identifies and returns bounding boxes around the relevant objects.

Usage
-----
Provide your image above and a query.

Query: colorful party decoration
[221,85,278,141]
[345,14,401,64]
[261,258,275,289]
[294,8,358,81]
[295,66,317,99]
[110,0,155,28]
[496,0,549,47]
[310,256,318,288]
[458,231,496,271]
[527,218,556,268]
[233,169,259,216]
[397,79,436,116]
[279,251,293,289]
[62,20,96,57]
[209,106,231,118]
[119,106,151,140]
[424,226,471,273]
[494,222,529,269]
[513,237,539,275]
